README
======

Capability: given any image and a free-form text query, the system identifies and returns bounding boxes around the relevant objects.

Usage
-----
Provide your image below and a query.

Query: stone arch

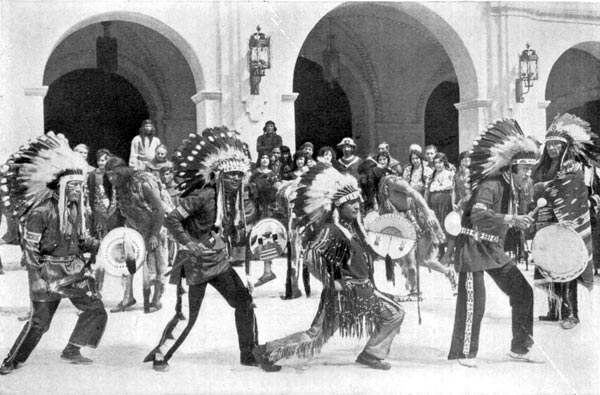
[544,41,600,131]
[42,53,166,124]
[43,11,203,91]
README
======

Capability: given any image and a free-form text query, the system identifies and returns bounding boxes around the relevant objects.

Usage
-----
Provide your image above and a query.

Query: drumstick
[528,197,547,217]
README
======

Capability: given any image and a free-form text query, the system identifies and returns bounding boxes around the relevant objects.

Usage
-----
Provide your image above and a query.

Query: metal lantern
[516,43,539,102]
[248,26,271,95]
[322,18,340,86]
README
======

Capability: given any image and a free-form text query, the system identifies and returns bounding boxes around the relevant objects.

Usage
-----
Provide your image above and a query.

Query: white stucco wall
[1,1,600,162]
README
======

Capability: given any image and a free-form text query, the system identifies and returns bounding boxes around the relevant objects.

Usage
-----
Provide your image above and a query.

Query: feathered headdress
[292,163,364,241]
[545,113,600,167]
[173,126,250,191]
[1,132,88,234]
[469,118,539,190]
[172,126,251,231]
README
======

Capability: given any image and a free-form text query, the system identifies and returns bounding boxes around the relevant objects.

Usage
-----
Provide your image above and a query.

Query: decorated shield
[364,213,417,259]
[532,224,588,282]
[97,227,146,277]
[248,218,288,260]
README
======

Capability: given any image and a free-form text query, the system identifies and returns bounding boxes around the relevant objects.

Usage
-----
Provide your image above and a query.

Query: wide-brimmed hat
[337,137,356,148]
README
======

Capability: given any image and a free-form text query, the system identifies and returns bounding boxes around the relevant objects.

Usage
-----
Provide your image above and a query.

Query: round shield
[532,224,588,282]
[444,211,462,236]
[248,218,288,260]
[364,213,417,260]
[97,227,146,277]
[362,211,379,228]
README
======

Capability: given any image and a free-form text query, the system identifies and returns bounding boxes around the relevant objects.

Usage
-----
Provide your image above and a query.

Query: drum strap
[459,228,499,243]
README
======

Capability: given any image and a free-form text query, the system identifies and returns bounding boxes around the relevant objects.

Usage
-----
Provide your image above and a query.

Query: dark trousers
[448,263,533,359]
[149,268,257,363]
[3,297,107,366]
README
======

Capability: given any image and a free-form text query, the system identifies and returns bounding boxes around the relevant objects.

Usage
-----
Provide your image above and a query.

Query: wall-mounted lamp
[322,18,340,87]
[515,43,538,103]
[96,21,118,73]
[248,26,271,95]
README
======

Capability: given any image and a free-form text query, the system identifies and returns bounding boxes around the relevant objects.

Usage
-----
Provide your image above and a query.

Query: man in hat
[300,142,316,167]
[531,113,598,330]
[253,163,405,372]
[0,132,107,375]
[336,137,363,180]
[105,157,169,314]
[144,126,278,372]
[448,119,541,368]
[256,120,282,157]
[130,119,162,171]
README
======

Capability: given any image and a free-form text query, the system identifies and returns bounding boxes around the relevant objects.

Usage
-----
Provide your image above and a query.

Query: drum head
[249,218,288,260]
[532,224,588,282]
[444,211,462,236]
[97,227,146,277]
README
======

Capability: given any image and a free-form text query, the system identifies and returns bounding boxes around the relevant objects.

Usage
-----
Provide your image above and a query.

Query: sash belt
[40,255,77,263]
[459,228,499,243]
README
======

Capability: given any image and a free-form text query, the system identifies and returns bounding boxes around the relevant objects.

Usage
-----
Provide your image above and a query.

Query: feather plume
[469,118,539,190]
[2,131,88,219]
[546,113,600,168]
[172,126,250,191]
[292,163,361,241]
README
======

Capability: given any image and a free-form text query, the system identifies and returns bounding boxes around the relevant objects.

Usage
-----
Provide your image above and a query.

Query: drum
[444,211,462,236]
[97,227,147,277]
[531,224,588,282]
[364,213,417,260]
[248,218,288,260]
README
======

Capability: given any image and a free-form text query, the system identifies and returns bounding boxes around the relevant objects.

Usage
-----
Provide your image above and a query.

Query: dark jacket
[454,176,512,273]
[21,198,99,301]
[256,133,282,156]
[165,187,230,285]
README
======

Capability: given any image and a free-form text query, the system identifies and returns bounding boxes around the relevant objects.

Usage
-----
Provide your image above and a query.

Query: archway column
[24,85,49,134]
[192,90,222,130]
[454,98,492,151]
[280,93,299,152]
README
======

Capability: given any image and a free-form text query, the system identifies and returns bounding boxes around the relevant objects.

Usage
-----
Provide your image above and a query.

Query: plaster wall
[2,1,600,163]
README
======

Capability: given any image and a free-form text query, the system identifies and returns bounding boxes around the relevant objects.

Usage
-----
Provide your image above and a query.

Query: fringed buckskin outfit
[448,119,537,363]
[264,221,405,363]
[256,163,404,370]
[111,170,168,313]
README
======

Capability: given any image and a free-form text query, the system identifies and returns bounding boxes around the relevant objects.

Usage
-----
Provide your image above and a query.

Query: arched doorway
[45,69,149,164]
[293,57,352,154]
[425,81,460,164]
[546,44,600,132]
[43,18,199,162]
[291,3,475,162]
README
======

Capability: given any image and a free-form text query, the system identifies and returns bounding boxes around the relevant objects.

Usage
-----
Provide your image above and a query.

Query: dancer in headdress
[104,157,169,314]
[253,163,405,371]
[448,118,542,367]
[143,127,277,372]
[377,174,458,297]
[0,132,107,374]
[531,113,599,329]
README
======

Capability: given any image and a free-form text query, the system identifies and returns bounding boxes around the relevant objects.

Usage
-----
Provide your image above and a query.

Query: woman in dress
[403,150,432,196]
[425,153,455,258]
[282,152,308,181]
